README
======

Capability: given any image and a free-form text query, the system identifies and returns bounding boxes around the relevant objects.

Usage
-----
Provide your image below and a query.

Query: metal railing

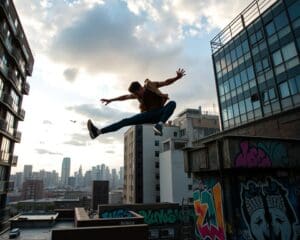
[210,0,278,54]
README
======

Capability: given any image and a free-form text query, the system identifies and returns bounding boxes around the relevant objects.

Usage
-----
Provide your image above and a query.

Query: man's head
[128,81,143,96]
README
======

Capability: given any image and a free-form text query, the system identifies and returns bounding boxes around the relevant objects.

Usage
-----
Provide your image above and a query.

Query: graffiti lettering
[193,182,226,240]
[100,209,132,219]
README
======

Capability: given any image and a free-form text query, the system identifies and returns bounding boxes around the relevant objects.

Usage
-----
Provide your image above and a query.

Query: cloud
[63,68,79,82]
[35,148,63,155]
[106,150,115,154]
[64,132,122,146]
[42,120,53,125]
[66,104,133,123]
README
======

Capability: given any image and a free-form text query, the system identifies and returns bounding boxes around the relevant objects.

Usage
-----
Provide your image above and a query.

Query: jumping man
[87,68,186,139]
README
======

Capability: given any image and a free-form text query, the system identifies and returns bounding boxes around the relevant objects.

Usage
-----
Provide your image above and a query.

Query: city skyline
[11,0,253,174]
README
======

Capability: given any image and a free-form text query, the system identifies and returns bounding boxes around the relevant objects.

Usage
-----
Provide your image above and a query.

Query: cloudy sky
[12,0,252,175]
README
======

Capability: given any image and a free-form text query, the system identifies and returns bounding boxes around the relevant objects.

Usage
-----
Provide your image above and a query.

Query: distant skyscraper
[61,157,71,186]
[111,168,117,190]
[92,180,109,210]
[23,165,33,181]
[118,166,124,188]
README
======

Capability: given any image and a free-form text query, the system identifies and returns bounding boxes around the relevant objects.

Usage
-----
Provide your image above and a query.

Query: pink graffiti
[235,141,271,167]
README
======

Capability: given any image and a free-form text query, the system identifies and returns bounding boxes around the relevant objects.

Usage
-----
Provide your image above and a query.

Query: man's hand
[176,68,186,79]
[100,99,112,105]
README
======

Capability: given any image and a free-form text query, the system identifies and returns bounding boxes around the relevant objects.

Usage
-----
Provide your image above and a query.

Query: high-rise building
[21,179,43,200]
[23,165,32,181]
[0,0,34,229]
[124,124,178,204]
[118,166,124,188]
[211,0,300,130]
[160,108,219,203]
[61,157,71,186]
[92,180,109,210]
[111,168,117,190]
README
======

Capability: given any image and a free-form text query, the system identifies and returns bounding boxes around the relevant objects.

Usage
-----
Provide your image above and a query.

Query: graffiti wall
[238,176,300,240]
[193,178,226,240]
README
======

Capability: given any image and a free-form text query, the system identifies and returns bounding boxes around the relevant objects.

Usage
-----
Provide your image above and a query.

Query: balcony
[0,118,8,132]
[0,151,10,165]
[14,129,21,142]
[11,155,18,167]
[0,93,13,108]
[22,81,30,95]
[18,108,25,120]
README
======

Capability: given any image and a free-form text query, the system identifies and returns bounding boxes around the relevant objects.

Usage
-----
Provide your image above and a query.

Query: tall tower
[61,157,71,186]
[23,164,32,181]
[0,0,34,230]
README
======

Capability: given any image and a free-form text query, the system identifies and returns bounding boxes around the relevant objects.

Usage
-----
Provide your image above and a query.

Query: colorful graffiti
[240,177,298,240]
[193,182,226,240]
[100,208,195,225]
[235,141,288,168]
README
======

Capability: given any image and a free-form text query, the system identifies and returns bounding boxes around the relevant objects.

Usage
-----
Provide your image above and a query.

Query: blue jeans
[101,101,176,134]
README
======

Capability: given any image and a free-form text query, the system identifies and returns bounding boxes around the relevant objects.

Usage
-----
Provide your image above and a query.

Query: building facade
[212,0,300,130]
[123,124,179,204]
[92,180,109,210]
[0,0,34,230]
[21,180,44,200]
[61,157,71,187]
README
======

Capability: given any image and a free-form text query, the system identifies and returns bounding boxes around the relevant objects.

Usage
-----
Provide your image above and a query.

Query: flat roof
[15,213,59,221]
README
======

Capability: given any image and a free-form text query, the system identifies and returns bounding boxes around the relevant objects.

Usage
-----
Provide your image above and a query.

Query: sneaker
[153,123,163,136]
[87,119,99,139]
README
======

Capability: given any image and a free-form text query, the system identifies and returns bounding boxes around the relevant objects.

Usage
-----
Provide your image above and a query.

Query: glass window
[155,151,160,157]
[272,50,283,66]
[269,88,276,100]
[219,84,224,95]
[235,73,241,87]
[155,140,159,146]
[247,66,255,80]
[230,49,237,62]
[216,61,221,72]
[236,45,243,58]
[233,103,239,117]
[239,100,246,114]
[250,33,257,45]
[241,40,249,53]
[263,90,269,102]
[266,21,275,36]
[256,61,263,72]
[274,12,289,30]
[279,81,290,98]
[245,98,253,112]
[229,77,235,90]
[222,108,228,121]
[224,81,230,93]
[253,100,260,109]
[288,78,298,95]
[296,75,300,91]
[227,105,233,119]
[262,58,269,70]
[256,30,263,42]
[241,70,248,83]
[288,1,300,21]
[225,53,231,65]
[282,42,297,61]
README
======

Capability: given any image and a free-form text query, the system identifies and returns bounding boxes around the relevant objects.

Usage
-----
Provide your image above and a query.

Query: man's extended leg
[153,101,176,135]
[87,109,162,139]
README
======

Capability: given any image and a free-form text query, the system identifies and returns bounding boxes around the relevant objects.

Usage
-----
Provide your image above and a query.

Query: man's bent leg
[159,101,176,123]
[101,110,160,134]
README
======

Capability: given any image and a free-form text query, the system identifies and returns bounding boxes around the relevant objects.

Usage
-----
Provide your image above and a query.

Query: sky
[12,0,252,175]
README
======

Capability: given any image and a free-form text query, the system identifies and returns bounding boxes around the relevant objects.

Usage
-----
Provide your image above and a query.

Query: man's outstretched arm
[101,94,137,105]
[156,68,186,88]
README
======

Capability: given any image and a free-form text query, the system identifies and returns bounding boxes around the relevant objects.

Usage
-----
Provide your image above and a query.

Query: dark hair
[128,81,142,93]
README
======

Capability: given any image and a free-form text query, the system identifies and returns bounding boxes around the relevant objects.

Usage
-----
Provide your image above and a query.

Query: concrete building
[21,180,44,200]
[124,124,179,204]
[160,108,219,203]
[0,0,34,231]
[109,189,123,204]
[61,157,71,186]
[184,0,300,239]
[23,164,32,181]
[92,180,108,210]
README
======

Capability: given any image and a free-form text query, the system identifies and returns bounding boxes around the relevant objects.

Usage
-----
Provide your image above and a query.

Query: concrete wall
[52,224,148,240]
[186,136,300,240]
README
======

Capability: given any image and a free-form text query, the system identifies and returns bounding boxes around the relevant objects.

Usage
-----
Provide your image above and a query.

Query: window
[11,89,19,112]
[288,1,300,21]
[6,112,14,135]
[274,12,289,30]
[224,81,230,93]
[266,21,276,36]
[180,129,186,137]
[188,184,192,190]
[155,151,160,157]
[227,105,233,119]
[239,100,246,114]
[279,81,290,98]
[1,137,10,162]
[155,162,159,168]
[236,45,243,58]
[241,70,248,83]
[269,88,276,101]
[245,98,253,112]
[222,108,228,121]
[288,78,298,95]
[247,66,255,80]
[233,103,239,117]
[229,77,235,90]
[272,50,283,66]
[219,84,224,95]
[154,140,159,146]
[282,42,297,61]
[235,73,241,87]
[173,132,177,137]
[241,40,249,53]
